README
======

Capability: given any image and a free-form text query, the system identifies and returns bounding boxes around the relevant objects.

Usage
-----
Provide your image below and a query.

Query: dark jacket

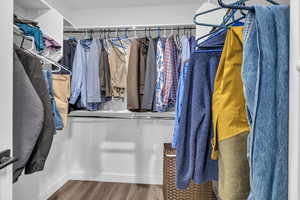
[13,48,44,182]
[15,46,55,174]
[127,38,149,111]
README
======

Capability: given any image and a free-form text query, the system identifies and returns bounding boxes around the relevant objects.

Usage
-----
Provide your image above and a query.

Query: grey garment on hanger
[13,49,44,183]
[142,38,158,110]
[99,41,112,97]
[14,46,55,174]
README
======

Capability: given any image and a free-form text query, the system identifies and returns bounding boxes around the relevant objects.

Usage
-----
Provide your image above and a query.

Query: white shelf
[69,110,175,119]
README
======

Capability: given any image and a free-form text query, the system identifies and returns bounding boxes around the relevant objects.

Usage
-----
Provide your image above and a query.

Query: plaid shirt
[162,37,174,107]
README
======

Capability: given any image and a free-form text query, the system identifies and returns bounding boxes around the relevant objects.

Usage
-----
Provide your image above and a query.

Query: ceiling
[14,0,49,10]
[49,0,200,9]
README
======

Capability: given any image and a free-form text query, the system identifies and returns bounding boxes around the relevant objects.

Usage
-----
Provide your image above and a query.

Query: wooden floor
[48,181,164,200]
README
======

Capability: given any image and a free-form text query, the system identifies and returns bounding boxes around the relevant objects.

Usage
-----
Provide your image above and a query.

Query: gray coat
[15,46,55,175]
[13,49,44,182]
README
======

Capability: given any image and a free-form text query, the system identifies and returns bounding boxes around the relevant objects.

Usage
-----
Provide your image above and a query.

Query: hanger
[194,2,246,47]
[193,0,247,28]
[147,28,152,38]
[217,0,279,11]
[157,27,161,38]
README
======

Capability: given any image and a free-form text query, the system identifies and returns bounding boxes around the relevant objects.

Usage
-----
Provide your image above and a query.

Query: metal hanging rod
[64,26,195,34]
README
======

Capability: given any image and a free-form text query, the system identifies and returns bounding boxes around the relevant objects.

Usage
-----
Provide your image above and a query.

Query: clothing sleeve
[69,43,83,104]
[87,39,102,103]
[175,60,196,189]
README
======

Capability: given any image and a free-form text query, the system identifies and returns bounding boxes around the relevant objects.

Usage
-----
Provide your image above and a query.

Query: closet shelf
[69,111,175,120]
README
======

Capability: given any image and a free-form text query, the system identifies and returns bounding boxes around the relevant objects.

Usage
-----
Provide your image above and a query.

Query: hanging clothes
[172,35,192,148]
[106,40,130,98]
[14,46,55,175]
[176,31,227,189]
[13,47,44,183]
[99,40,112,97]
[162,36,175,110]
[154,37,167,112]
[242,6,289,200]
[212,27,250,200]
[87,38,102,104]
[70,39,100,111]
[52,74,71,127]
[58,39,77,74]
[43,67,64,131]
[142,38,158,111]
[127,38,149,111]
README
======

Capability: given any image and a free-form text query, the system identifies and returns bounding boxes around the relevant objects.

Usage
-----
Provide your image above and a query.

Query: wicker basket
[163,143,216,200]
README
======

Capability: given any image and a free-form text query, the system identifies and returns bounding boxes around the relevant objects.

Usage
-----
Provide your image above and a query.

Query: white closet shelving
[14,0,64,57]
[289,0,300,199]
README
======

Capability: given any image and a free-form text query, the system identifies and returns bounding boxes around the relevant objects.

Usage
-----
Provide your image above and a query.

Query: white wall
[35,8,64,46]
[0,0,13,199]
[47,3,200,28]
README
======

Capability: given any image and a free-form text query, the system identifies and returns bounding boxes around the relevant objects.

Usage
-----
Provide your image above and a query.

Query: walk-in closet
[0,0,298,199]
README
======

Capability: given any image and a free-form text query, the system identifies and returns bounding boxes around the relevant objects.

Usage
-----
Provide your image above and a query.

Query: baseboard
[69,171,163,185]
[39,175,69,200]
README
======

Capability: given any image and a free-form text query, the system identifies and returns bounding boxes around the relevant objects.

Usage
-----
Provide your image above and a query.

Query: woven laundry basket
[163,143,216,200]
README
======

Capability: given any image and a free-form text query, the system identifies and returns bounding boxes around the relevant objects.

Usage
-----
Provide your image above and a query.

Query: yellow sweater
[211,27,250,160]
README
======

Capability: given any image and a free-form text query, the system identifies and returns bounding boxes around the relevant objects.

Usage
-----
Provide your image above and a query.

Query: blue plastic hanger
[217,0,279,11]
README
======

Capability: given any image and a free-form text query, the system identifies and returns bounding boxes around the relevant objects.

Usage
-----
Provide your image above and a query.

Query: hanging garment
[170,36,181,106]
[43,67,64,131]
[52,74,71,127]
[87,38,102,103]
[154,37,167,112]
[218,132,249,200]
[142,38,158,110]
[242,6,289,200]
[70,39,100,111]
[211,27,250,200]
[13,49,44,183]
[172,35,192,148]
[161,36,174,109]
[162,36,179,109]
[106,40,129,98]
[176,31,227,189]
[15,23,45,51]
[99,40,112,97]
[211,27,250,157]
[58,39,77,74]
[127,38,149,111]
[15,46,55,174]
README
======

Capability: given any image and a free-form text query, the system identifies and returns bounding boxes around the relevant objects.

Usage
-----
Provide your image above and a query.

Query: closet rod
[69,115,175,120]
[64,27,195,34]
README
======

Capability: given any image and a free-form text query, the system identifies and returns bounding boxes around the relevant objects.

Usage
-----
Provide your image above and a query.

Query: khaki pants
[219,132,250,200]
[52,74,70,127]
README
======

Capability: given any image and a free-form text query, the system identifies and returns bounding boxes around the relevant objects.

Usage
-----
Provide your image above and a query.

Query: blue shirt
[172,36,191,148]
[70,39,101,111]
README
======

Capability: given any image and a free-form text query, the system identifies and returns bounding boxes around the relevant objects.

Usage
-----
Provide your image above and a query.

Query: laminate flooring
[48,181,164,200]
